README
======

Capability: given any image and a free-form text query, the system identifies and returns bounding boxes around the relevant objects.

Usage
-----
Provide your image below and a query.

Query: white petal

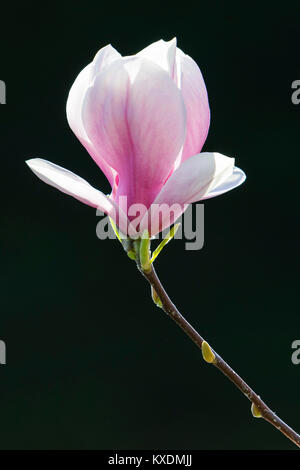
[66,63,92,144]
[26,158,129,233]
[26,158,111,209]
[175,49,210,163]
[66,45,121,187]
[139,152,239,236]
[153,152,235,206]
[66,45,121,143]
[202,167,246,199]
[136,38,177,77]
[91,44,121,79]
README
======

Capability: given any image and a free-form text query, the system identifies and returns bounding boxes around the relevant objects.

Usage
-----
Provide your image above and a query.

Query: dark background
[0,0,299,450]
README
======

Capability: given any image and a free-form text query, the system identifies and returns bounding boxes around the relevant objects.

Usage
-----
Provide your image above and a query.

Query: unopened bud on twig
[251,403,262,418]
[151,286,162,308]
[201,341,216,363]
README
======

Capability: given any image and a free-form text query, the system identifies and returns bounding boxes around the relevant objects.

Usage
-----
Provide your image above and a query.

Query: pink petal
[26,158,129,234]
[66,45,120,188]
[136,38,177,78]
[91,44,121,79]
[82,57,186,210]
[175,49,210,163]
[140,152,236,235]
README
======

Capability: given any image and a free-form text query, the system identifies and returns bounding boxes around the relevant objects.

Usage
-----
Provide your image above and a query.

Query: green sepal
[140,230,151,272]
[127,250,136,260]
[150,223,180,264]
[109,217,122,243]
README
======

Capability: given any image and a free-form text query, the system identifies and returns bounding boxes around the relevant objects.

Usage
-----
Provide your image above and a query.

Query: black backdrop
[0,1,299,450]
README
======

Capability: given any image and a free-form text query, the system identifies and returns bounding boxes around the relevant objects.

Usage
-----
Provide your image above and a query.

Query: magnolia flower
[26,38,245,237]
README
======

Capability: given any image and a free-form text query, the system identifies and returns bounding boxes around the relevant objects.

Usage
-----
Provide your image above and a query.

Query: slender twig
[138,263,300,449]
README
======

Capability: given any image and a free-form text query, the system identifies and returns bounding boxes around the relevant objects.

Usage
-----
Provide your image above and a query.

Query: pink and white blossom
[26,38,245,237]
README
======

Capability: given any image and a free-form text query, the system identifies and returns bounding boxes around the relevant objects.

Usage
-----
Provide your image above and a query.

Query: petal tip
[25,158,39,169]
[168,36,177,45]
[25,157,45,169]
